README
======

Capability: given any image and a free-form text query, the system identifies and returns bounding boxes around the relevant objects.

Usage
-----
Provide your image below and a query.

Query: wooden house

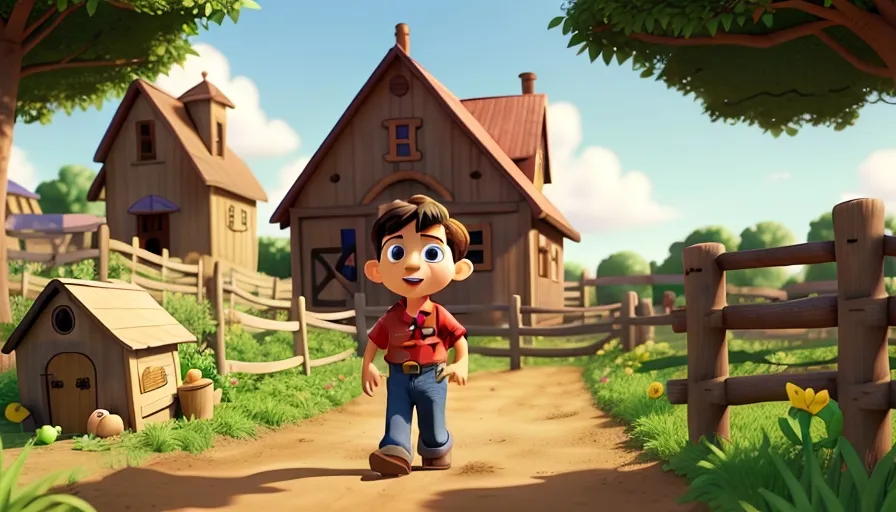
[1,279,196,434]
[6,180,41,250]
[270,24,580,324]
[87,74,268,271]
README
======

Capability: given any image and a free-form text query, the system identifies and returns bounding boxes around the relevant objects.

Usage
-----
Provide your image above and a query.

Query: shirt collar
[399,297,433,321]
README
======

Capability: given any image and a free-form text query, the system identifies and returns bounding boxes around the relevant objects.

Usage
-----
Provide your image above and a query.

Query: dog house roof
[2,279,197,354]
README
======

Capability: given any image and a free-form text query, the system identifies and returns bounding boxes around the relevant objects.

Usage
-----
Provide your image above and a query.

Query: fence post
[97,224,109,282]
[620,291,638,351]
[636,298,655,345]
[213,261,228,376]
[130,236,139,283]
[196,257,204,302]
[294,295,311,376]
[663,290,676,314]
[272,278,279,300]
[508,294,522,370]
[354,293,369,357]
[833,198,890,469]
[579,268,592,324]
[160,249,169,305]
[683,242,729,444]
[21,271,28,298]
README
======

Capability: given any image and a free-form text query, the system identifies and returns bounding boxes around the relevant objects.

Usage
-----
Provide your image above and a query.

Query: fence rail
[665,197,896,469]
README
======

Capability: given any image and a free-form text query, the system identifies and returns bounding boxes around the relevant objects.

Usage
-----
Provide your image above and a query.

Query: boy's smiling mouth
[402,277,424,285]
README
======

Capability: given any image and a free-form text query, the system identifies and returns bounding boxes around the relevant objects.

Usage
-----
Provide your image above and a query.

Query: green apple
[35,425,62,445]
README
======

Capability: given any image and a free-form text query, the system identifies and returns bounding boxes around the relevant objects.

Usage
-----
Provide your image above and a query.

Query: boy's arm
[362,339,380,368]
[452,336,469,366]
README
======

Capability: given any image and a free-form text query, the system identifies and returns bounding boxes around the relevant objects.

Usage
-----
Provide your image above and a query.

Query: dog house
[1,279,196,434]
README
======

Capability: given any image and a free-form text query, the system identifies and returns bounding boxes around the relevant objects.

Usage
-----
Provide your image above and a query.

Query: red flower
[324,383,334,390]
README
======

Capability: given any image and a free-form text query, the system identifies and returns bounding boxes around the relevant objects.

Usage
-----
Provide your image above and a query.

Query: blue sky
[9,0,896,271]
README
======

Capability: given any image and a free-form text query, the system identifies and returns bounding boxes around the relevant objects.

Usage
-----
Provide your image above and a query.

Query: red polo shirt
[368,298,467,365]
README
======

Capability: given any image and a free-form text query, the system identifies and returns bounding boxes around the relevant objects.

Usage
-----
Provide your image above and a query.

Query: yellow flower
[648,382,664,399]
[614,357,623,365]
[786,382,830,415]
[639,351,650,362]
[596,349,605,356]
[624,367,634,376]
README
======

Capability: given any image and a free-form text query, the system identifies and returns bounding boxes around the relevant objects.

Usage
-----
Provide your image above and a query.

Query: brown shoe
[422,451,451,470]
[369,447,412,476]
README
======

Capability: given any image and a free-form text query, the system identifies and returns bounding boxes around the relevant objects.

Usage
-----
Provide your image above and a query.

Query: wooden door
[45,353,97,434]
[135,214,170,255]
[301,217,366,309]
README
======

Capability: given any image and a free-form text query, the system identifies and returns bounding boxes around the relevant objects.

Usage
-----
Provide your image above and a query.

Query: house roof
[269,46,579,242]
[6,214,106,234]
[8,180,39,199]
[2,279,196,354]
[461,94,552,184]
[89,79,267,203]
[178,73,236,108]
[128,194,180,214]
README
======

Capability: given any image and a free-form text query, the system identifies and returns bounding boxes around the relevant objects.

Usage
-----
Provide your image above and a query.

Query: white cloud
[257,156,310,237]
[542,102,675,232]
[842,149,896,211]
[765,172,792,183]
[154,44,300,158]
[9,146,38,191]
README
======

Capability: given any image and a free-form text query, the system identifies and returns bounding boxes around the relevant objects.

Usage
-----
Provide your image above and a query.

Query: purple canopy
[128,195,180,214]
[6,214,106,233]
[8,180,39,199]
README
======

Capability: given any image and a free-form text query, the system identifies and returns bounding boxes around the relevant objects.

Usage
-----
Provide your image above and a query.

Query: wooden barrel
[177,378,214,420]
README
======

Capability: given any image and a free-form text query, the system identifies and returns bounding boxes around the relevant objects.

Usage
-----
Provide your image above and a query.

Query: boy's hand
[362,363,382,397]
[445,363,468,386]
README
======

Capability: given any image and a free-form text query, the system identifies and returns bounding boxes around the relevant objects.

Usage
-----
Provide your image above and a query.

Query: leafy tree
[653,226,740,299]
[804,212,837,281]
[550,1,896,136]
[35,164,104,215]
[564,261,585,281]
[257,236,290,278]
[596,251,651,304]
[0,0,260,322]
[728,221,796,288]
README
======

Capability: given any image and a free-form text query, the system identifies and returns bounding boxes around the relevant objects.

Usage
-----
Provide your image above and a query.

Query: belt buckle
[401,361,421,375]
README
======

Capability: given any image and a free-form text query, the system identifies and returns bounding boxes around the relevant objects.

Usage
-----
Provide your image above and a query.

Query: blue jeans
[379,363,453,462]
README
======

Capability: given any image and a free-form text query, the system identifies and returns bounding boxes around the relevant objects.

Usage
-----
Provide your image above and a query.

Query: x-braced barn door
[302,218,365,309]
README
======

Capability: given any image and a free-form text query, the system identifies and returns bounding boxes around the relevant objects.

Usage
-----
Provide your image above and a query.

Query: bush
[257,237,291,278]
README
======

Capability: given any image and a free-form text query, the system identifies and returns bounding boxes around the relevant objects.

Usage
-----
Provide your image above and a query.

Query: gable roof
[269,46,579,242]
[8,180,39,199]
[89,79,267,203]
[2,279,196,354]
[178,75,236,107]
[461,94,553,184]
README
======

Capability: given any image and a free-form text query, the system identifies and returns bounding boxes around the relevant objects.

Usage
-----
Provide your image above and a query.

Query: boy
[361,195,474,477]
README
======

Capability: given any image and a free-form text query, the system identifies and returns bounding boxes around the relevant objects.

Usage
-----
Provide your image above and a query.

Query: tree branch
[20,57,145,78]
[814,30,892,77]
[596,20,838,49]
[22,6,58,40]
[771,0,852,24]
[874,0,896,27]
[4,0,36,40]
[23,2,84,54]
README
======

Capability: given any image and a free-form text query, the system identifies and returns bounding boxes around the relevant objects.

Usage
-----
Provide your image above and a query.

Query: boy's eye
[422,244,444,263]
[387,244,405,263]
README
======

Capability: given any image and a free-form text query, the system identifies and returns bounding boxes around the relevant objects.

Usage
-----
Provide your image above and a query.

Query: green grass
[582,330,896,510]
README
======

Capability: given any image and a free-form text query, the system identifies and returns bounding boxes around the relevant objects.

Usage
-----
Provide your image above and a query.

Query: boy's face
[364,221,473,298]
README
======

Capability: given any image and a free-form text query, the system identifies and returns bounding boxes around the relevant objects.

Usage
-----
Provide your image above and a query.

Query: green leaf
[548,16,565,30]
[616,49,632,66]
[740,502,763,512]
[205,3,214,16]
[602,49,614,66]
[562,16,573,35]
[839,437,870,496]
[810,459,844,512]
[658,14,670,29]
[721,13,734,31]
[184,0,194,6]
[576,44,588,56]
[706,18,720,36]
[210,10,226,25]
[863,444,896,512]
[228,9,241,23]
[242,0,262,9]
[56,0,68,11]
[588,44,601,62]
[762,13,774,28]
[778,417,802,446]
[567,32,585,48]
[632,12,646,32]
[758,489,799,512]
[644,16,655,32]
[85,0,98,16]
[639,68,653,78]
[0,441,34,506]
[768,449,814,510]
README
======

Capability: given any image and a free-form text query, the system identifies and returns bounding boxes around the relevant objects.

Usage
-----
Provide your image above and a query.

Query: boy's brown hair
[371,195,470,261]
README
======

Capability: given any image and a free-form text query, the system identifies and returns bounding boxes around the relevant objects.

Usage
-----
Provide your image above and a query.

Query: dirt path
[26,367,691,511]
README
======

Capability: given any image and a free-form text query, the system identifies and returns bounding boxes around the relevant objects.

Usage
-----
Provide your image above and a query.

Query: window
[136,121,156,161]
[465,223,492,271]
[537,235,549,278]
[227,204,248,232]
[215,121,225,156]
[550,244,560,282]
[382,118,422,162]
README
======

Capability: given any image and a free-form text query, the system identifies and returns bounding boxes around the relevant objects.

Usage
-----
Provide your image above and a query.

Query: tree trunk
[0,41,23,323]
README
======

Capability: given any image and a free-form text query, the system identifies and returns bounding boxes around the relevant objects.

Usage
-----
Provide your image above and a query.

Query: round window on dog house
[52,306,75,335]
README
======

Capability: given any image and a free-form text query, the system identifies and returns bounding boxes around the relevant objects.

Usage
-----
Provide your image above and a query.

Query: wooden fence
[664,197,896,468]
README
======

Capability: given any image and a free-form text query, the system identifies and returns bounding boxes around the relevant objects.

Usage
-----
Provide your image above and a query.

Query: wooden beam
[360,170,454,204]
[291,201,519,219]
[707,295,839,330]
[715,241,836,271]
[667,371,840,406]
